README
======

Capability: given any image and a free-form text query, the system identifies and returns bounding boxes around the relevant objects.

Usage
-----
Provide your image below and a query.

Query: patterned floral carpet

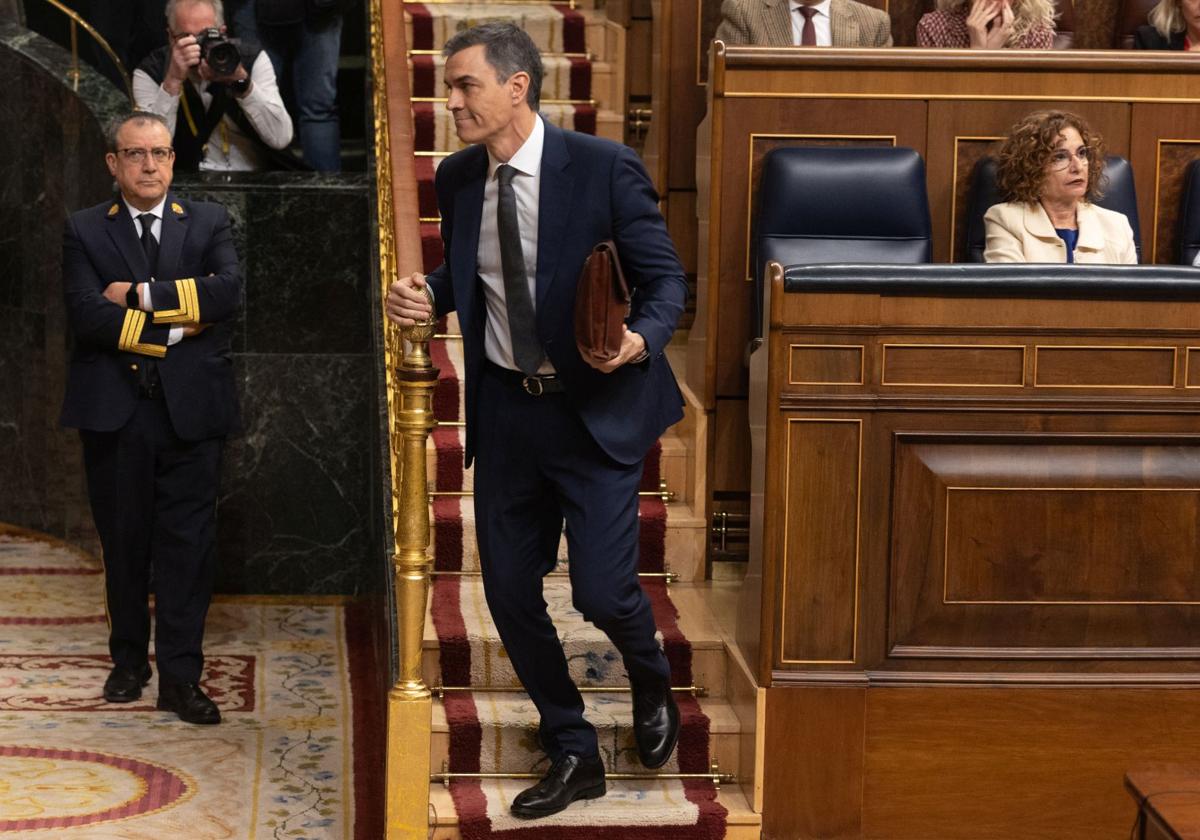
[0,524,377,840]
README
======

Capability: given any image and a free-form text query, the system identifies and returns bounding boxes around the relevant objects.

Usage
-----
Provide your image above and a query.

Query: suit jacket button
[130,364,139,371]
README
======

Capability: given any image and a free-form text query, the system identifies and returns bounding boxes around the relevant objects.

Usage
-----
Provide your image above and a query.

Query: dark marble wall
[1,27,388,596]
[0,24,126,551]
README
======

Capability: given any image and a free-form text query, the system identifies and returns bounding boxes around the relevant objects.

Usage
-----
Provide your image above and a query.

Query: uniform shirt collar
[122,195,167,222]
[487,114,545,180]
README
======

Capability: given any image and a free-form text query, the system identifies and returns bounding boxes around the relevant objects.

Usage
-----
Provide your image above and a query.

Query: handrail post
[386,310,438,837]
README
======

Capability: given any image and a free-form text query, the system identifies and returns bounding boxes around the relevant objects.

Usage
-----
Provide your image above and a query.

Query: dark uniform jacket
[60,194,242,441]
[1133,25,1187,49]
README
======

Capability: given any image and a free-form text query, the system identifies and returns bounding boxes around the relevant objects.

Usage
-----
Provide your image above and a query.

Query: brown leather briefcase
[575,240,631,364]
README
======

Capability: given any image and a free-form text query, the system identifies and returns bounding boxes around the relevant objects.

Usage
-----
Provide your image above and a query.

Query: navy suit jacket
[60,193,242,441]
[427,119,687,466]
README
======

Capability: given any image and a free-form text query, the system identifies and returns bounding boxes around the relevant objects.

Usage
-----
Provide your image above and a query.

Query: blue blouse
[1055,227,1079,264]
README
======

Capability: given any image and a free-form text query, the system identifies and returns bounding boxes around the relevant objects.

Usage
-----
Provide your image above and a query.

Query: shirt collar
[791,0,832,17]
[488,114,545,181]
[122,195,167,222]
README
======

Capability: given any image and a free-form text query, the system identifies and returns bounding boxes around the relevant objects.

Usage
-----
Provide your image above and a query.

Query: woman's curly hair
[994,110,1106,205]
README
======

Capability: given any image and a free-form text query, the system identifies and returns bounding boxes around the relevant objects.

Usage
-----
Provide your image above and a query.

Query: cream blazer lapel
[830,0,862,46]
[762,0,796,46]
[1072,202,1108,257]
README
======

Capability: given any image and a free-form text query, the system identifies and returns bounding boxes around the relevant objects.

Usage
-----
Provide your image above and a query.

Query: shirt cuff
[139,283,152,310]
[167,326,183,346]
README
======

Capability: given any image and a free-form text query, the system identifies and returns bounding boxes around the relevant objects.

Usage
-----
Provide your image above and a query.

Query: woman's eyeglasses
[1049,147,1090,170]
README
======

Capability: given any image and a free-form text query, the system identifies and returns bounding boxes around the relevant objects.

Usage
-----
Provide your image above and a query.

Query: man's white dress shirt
[791,0,834,45]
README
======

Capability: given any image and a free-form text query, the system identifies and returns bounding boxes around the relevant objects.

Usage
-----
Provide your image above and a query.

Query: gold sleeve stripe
[118,309,168,358]
[152,278,200,324]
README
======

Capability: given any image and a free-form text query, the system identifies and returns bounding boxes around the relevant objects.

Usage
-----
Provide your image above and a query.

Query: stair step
[431,693,743,776]
[428,780,762,838]
[423,583,730,700]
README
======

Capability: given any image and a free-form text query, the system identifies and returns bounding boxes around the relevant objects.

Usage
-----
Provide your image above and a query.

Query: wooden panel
[712,397,751,493]
[779,418,861,664]
[1129,103,1200,264]
[862,688,1200,839]
[945,488,1200,602]
[889,435,1200,654]
[788,345,864,386]
[1189,348,1200,387]
[762,687,865,840]
[1034,346,1176,388]
[881,344,1024,387]
[949,135,1003,262]
[1126,767,1200,840]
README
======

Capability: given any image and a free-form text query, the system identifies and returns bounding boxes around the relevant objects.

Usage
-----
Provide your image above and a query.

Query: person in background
[1134,0,1200,48]
[134,0,294,171]
[228,0,343,171]
[984,110,1137,264]
[85,0,169,90]
[917,0,1055,48]
[61,111,242,724]
[715,0,893,47]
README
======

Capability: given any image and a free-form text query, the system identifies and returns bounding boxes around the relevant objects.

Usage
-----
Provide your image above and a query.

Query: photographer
[133,0,294,171]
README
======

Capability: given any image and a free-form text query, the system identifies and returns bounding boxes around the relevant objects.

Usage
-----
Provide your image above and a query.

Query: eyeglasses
[1049,147,1090,171]
[117,147,175,164]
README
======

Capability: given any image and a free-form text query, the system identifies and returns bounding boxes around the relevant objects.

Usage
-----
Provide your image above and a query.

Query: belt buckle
[522,375,544,396]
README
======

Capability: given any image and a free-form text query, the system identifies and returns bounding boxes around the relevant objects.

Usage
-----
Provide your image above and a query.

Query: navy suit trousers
[80,395,221,684]
[473,363,672,759]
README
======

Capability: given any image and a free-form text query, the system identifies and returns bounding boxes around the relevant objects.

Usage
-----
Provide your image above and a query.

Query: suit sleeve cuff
[149,278,201,324]
[118,309,169,357]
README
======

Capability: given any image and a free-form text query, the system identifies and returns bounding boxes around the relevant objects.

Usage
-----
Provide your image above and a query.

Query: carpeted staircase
[404,3,760,836]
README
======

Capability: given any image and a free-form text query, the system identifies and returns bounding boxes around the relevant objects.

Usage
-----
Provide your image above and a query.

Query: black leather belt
[137,380,162,399]
[485,360,564,396]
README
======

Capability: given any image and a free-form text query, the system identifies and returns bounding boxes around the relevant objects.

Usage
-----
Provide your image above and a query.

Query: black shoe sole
[509,782,607,819]
[103,669,152,703]
[155,697,221,725]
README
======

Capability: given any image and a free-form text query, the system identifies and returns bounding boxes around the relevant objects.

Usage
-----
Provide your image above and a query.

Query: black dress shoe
[632,679,680,769]
[103,664,152,703]
[510,753,606,819]
[156,680,221,725]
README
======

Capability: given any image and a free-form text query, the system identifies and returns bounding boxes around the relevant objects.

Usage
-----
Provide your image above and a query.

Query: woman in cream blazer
[984,110,1138,265]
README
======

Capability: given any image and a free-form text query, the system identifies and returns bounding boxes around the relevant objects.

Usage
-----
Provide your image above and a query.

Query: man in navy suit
[387,22,687,820]
[61,111,242,725]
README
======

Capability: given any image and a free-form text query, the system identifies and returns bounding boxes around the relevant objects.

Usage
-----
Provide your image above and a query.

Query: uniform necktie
[495,164,543,375]
[797,5,818,45]
[138,213,159,277]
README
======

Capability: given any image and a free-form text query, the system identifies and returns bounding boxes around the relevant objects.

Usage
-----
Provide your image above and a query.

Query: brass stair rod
[41,0,134,101]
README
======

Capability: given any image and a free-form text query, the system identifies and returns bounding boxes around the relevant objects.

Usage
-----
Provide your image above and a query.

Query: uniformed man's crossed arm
[63,209,242,359]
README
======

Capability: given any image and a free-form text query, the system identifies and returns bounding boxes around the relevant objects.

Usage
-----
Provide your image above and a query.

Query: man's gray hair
[165,0,225,30]
[106,111,172,151]
[443,22,544,112]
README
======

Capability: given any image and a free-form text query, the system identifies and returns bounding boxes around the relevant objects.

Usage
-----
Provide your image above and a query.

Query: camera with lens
[195,28,241,77]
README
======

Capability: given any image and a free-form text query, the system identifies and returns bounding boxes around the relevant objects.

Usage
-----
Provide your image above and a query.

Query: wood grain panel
[1152,141,1200,266]
[1189,348,1200,388]
[713,397,751,493]
[1126,767,1200,840]
[882,344,1024,387]
[788,345,864,385]
[951,136,1003,261]
[945,487,1200,603]
[779,418,861,664]
[862,688,1200,839]
[890,435,1200,653]
[1034,346,1176,388]
[762,687,865,840]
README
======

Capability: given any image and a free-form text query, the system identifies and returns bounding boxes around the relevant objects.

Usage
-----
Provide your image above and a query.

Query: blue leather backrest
[1177,160,1200,265]
[751,146,932,339]
[964,155,1142,263]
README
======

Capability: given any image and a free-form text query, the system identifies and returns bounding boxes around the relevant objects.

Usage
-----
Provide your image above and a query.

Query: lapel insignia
[171,202,185,215]
[107,204,119,217]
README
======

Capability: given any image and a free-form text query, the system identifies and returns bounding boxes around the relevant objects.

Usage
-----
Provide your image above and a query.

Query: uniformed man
[61,111,242,724]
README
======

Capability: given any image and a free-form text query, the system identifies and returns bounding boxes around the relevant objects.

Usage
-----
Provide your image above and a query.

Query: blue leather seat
[1176,160,1200,265]
[963,155,1142,263]
[750,146,932,341]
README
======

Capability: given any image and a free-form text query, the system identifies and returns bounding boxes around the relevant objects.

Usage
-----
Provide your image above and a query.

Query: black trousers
[80,395,222,684]
[473,363,671,760]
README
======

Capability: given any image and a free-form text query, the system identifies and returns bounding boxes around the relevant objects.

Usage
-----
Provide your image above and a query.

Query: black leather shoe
[103,664,152,703]
[510,753,606,819]
[632,679,680,769]
[156,680,221,725]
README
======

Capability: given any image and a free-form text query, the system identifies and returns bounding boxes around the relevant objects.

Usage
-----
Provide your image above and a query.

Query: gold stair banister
[40,0,133,102]
[372,0,435,836]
